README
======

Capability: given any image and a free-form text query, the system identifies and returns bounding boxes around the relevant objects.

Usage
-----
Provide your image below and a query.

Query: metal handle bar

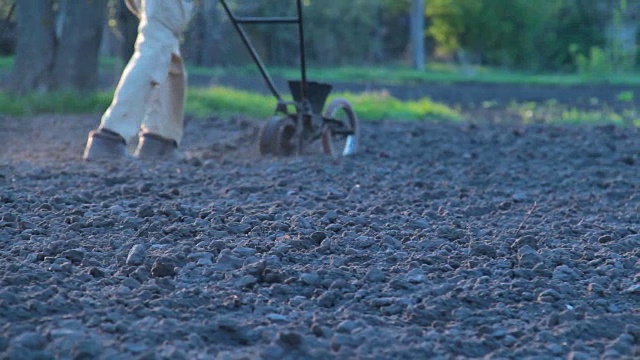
[234,16,299,24]
[218,0,307,103]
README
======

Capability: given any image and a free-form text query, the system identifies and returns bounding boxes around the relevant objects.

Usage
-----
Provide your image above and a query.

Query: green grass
[332,90,461,121]
[0,55,636,125]
[187,62,640,86]
[3,55,640,86]
[506,100,640,127]
[0,86,462,121]
[0,57,13,73]
[187,87,275,118]
[186,86,462,121]
[0,90,113,116]
[1,87,636,126]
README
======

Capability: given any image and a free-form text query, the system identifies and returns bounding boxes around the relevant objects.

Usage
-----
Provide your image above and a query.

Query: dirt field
[0,82,639,359]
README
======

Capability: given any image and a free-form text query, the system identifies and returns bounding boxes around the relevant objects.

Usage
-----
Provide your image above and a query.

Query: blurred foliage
[507,99,638,127]
[1,0,638,74]
[191,0,414,67]
[0,0,15,55]
[426,0,638,72]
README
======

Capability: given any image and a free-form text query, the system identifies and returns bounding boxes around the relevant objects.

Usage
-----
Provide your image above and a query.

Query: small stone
[214,250,244,270]
[151,258,176,278]
[331,333,359,351]
[538,289,562,302]
[232,247,257,257]
[300,273,321,286]
[408,219,430,229]
[335,320,358,334]
[73,338,101,359]
[310,231,327,244]
[311,324,327,338]
[261,344,285,360]
[227,222,252,234]
[123,343,148,354]
[354,235,376,248]
[11,332,47,350]
[322,211,338,223]
[277,332,303,348]
[621,155,635,165]
[88,267,105,278]
[266,313,288,323]
[0,290,19,305]
[598,234,614,243]
[289,295,307,307]
[136,205,155,218]
[196,257,213,266]
[587,282,606,296]
[61,248,85,264]
[236,275,258,288]
[511,235,538,250]
[498,201,512,211]
[126,244,146,266]
[552,265,579,282]
[365,268,386,282]
[622,284,640,294]
[317,290,339,308]
[502,335,517,347]
[130,267,150,283]
[188,252,213,266]
[406,269,427,283]
[469,243,497,258]
[567,351,592,360]
[512,192,527,202]
[122,277,141,289]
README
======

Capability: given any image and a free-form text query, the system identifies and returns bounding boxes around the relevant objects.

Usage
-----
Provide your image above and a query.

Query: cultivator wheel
[259,116,298,156]
[322,98,359,156]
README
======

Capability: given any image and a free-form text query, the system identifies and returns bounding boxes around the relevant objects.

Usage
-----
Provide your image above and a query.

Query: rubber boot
[134,133,178,160]
[83,128,128,161]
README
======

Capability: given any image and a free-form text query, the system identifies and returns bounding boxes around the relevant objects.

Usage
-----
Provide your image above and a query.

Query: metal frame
[218,0,358,157]
[219,0,307,103]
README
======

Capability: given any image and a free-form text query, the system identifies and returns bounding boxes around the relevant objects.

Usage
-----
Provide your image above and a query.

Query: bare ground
[0,83,639,359]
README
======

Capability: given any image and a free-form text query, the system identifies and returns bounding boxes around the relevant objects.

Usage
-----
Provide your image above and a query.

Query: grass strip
[1,86,636,126]
[0,86,462,122]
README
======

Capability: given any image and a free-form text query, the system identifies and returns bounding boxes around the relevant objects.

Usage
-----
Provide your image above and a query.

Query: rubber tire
[259,116,297,156]
[322,98,359,156]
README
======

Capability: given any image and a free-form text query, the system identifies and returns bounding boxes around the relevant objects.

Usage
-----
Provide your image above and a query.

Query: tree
[117,0,138,63]
[0,0,16,55]
[11,0,55,94]
[411,0,425,70]
[51,0,107,90]
[11,0,107,94]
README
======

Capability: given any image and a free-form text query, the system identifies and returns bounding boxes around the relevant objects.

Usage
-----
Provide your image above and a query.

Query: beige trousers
[100,0,193,145]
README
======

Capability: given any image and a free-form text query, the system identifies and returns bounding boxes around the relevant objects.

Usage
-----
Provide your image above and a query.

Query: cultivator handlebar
[218,0,307,102]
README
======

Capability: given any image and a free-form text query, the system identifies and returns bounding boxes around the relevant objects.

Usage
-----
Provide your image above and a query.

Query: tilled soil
[0,113,639,359]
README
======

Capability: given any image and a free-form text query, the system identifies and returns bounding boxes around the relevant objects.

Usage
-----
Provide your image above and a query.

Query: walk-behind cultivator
[219,0,359,157]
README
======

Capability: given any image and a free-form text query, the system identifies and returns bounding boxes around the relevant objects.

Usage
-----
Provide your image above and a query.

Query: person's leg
[85,0,191,160]
[134,53,186,159]
[134,0,193,159]
[83,48,167,160]
[140,53,186,144]
[100,53,157,140]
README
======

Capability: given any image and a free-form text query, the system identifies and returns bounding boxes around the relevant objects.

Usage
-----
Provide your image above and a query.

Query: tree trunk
[118,0,138,63]
[11,0,55,94]
[184,0,221,67]
[51,0,108,91]
[411,0,425,70]
[201,0,223,67]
